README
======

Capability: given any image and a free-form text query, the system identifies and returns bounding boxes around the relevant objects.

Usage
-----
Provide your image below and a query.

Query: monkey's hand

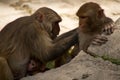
[91,35,108,46]
[102,21,115,35]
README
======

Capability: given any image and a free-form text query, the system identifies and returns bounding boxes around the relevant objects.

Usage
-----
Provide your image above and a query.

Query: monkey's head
[76,2,106,34]
[32,7,62,39]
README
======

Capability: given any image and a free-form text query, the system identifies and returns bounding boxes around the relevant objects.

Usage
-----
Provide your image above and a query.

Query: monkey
[54,2,115,67]
[0,7,78,80]
[28,11,112,72]
[27,12,61,74]
[76,2,114,56]
[27,22,60,74]
[27,59,40,75]
[27,57,49,75]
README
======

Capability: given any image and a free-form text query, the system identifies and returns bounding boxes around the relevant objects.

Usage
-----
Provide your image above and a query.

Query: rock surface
[21,51,120,80]
[88,18,120,60]
[21,18,120,79]
[0,1,120,80]
[21,6,120,80]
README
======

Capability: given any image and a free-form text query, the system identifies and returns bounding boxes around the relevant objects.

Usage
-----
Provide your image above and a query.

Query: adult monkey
[27,7,61,74]
[0,7,78,80]
[70,2,115,58]
[55,2,115,67]
[76,2,115,56]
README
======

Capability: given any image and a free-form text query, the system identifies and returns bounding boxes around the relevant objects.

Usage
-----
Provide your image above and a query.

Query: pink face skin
[28,60,37,71]
[27,59,47,75]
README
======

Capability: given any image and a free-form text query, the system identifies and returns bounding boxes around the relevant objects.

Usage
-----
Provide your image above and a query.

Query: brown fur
[55,2,114,67]
[77,2,113,55]
[0,7,77,80]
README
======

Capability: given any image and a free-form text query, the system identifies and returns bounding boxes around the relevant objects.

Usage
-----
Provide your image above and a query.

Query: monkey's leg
[0,57,14,80]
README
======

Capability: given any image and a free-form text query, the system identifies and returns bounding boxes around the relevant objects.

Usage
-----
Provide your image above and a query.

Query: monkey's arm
[92,17,114,46]
[53,28,78,42]
[92,17,114,45]
[47,28,78,62]
[25,23,78,63]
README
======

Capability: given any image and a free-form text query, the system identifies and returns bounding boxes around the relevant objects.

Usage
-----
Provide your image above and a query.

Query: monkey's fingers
[103,22,115,35]
[105,24,113,35]
[91,41,102,46]
[95,35,108,41]
[92,36,108,46]
[91,40,107,46]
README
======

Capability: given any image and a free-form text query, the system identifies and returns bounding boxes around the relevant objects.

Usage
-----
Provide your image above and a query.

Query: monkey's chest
[78,32,96,51]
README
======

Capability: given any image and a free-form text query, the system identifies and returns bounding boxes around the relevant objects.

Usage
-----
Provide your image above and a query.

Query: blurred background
[0,0,120,34]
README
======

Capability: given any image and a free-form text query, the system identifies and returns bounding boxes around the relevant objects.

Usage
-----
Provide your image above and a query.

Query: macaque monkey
[0,7,78,80]
[55,2,115,67]
[77,2,114,56]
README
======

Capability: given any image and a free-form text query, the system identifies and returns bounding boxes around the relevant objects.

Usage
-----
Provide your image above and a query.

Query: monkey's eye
[98,9,104,18]
[55,20,61,23]
[79,16,87,19]
[54,21,59,24]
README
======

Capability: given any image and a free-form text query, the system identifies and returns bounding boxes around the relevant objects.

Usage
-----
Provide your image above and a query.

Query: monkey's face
[51,21,60,39]
[43,13,62,40]
[78,15,89,28]
[76,2,107,34]
[32,7,62,40]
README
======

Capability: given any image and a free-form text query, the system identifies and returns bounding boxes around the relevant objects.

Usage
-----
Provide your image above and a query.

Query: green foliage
[46,61,55,69]
[101,55,120,65]
[88,52,120,65]
[46,49,72,69]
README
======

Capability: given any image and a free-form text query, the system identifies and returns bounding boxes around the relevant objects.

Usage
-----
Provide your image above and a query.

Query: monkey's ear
[35,12,43,22]
[98,9,104,18]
